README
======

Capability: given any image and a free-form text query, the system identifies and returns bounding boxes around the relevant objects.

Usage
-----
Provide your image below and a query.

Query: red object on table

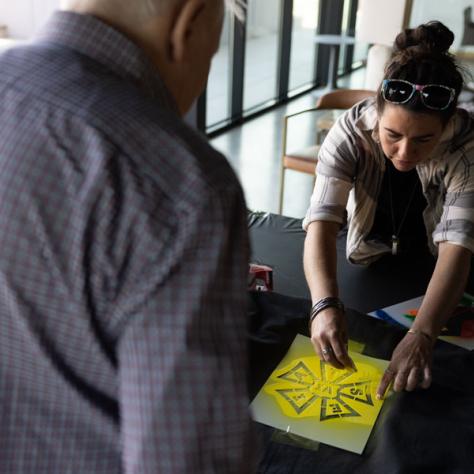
[461,320,474,338]
[248,264,273,292]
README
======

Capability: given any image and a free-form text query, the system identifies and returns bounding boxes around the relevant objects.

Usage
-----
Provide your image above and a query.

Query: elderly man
[0,0,254,472]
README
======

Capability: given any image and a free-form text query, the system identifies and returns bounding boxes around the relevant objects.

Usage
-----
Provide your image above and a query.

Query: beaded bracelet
[309,296,345,332]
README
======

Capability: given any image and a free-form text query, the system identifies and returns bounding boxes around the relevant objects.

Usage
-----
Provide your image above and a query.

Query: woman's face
[378,104,445,172]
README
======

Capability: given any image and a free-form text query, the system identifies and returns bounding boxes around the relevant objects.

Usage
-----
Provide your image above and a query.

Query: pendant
[391,235,399,256]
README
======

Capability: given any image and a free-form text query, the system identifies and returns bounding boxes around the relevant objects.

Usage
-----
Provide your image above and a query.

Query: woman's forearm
[304,220,354,369]
[303,220,340,304]
[377,242,471,398]
[412,242,472,338]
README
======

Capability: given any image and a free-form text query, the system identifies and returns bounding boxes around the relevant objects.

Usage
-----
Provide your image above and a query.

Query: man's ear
[169,0,206,62]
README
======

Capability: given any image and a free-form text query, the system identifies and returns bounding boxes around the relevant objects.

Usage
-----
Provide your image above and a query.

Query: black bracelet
[309,297,345,331]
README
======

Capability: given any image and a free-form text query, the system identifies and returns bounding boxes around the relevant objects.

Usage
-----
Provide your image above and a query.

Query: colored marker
[403,309,418,320]
[374,309,405,326]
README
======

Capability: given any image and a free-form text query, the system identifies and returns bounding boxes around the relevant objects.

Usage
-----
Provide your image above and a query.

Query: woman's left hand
[376,331,435,399]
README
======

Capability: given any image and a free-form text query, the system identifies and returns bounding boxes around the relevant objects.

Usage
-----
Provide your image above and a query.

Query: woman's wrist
[407,328,435,344]
[309,296,344,331]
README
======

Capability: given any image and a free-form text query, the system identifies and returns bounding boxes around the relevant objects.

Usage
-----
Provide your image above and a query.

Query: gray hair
[146,0,246,21]
[62,0,245,21]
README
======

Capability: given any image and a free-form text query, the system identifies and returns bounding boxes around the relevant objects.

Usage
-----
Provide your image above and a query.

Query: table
[248,212,474,312]
[247,211,474,473]
[314,35,356,91]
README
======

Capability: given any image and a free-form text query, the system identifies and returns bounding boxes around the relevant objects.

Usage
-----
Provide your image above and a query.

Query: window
[289,0,320,91]
[206,10,232,127]
[338,0,352,73]
[243,0,282,111]
[204,0,358,134]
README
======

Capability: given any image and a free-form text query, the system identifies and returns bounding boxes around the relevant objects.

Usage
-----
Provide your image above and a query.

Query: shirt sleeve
[302,110,360,231]
[432,144,474,253]
[116,187,255,473]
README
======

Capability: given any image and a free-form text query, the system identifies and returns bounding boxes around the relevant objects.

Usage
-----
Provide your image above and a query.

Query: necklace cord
[387,163,420,244]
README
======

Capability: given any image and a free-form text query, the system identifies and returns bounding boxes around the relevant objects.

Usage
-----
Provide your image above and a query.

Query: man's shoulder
[98,96,241,209]
[0,42,241,208]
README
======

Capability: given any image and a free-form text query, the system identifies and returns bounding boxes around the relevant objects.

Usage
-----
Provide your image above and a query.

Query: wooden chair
[278,89,375,214]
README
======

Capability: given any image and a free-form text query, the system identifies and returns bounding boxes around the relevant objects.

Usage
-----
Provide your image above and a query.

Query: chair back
[315,89,375,110]
[278,89,376,213]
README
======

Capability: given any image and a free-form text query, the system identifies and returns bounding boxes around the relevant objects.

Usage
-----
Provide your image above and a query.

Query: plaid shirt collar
[36,10,178,113]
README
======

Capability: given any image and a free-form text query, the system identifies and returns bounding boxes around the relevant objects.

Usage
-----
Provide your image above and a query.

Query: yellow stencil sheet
[250,335,389,454]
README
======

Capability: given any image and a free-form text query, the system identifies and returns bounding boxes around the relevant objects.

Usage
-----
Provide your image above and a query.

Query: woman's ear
[169,0,206,63]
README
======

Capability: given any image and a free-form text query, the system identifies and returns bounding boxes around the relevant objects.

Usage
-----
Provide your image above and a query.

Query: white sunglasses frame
[381,79,455,111]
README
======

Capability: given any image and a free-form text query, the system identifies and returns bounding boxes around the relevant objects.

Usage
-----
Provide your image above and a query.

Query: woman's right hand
[310,307,356,370]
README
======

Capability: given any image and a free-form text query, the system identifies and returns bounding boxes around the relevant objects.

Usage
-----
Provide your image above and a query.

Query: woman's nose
[397,140,417,160]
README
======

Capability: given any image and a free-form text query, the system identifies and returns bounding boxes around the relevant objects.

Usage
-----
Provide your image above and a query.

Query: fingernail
[376,393,382,400]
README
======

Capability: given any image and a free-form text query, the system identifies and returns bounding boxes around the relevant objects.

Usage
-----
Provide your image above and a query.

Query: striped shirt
[0,11,254,473]
[303,97,474,265]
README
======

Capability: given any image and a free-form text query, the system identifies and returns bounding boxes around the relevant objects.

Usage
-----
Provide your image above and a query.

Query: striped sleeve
[302,109,360,231]
[433,143,474,253]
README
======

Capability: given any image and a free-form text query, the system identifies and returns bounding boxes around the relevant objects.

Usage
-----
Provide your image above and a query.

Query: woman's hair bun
[394,21,454,54]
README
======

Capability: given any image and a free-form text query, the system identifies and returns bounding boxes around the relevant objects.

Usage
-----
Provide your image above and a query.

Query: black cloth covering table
[247,212,474,474]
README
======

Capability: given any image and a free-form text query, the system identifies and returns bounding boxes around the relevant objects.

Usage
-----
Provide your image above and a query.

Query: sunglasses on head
[381,79,455,110]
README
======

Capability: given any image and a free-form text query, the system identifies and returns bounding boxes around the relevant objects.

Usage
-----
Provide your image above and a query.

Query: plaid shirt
[304,98,474,264]
[0,11,254,473]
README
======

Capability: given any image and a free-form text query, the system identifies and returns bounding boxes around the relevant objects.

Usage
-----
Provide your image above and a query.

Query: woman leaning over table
[303,21,474,399]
